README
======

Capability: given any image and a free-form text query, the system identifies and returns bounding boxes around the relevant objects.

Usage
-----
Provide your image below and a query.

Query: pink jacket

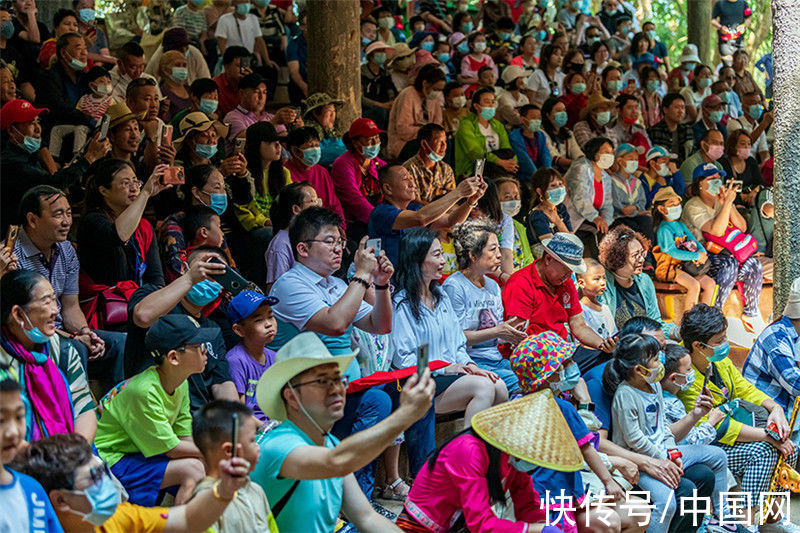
[404,434,546,533]
[284,158,346,224]
[387,86,444,159]
[330,150,385,224]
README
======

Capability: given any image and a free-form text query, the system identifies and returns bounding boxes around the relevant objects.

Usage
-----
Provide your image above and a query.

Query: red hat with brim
[348,117,383,138]
[0,99,48,131]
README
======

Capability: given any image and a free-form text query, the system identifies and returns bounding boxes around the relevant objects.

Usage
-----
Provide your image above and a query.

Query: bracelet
[350,276,371,289]
[212,480,237,502]
[373,283,389,291]
[77,326,91,335]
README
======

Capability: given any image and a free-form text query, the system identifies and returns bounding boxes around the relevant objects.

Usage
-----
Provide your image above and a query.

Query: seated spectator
[171,77,221,127]
[303,92,346,167]
[251,332,434,531]
[182,205,225,252]
[454,87,518,177]
[541,96,584,173]
[225,290,278,422]
[14,432,250,532]
[95,314,207,506]
[647,93,694,165]
[496,65,531,127]
[388,63,446,160]
[640,145,687,205]
[225,73,297,143]
[109,41,162,103]
[264,181,320,289]
[369,165,483,266]
[508,104,553,180]
[597,224,680,340]
[15,186,126,391]
[496,176,534,269]
[0,98,107,232]
[442,81,469,137]
[526,167,573,251]
[77,159,167,297]
[35,33,91,136]
[392,227,508,427]
[638,65,663,128]
[402,123,457,204]
[374,6,405,46]
[573,93,619,150]
[610,144,653,238]
[578,258,618,339]
[559,70,589,128]
[145,27,211,87]
[502,233,616,374]
[679,129,724,190]
[331,118,385,236]
[719,129,763,207]
[678,304,797,529]
[0,270,96,442]
[73,0,114,65]
[0,66,18,107]
[125,246,239,406]
[213,45,253,116]
[284,126,345,222]
[361,40,397,129]
[457,33,496,97]
[37,8,78,70]
[286,11,308,104]
[679,64,712,124]
[601,65,625,100]
[681,163,763,332]
[611,93,651,156]
[0,379,62,533]
[125,78,178,177]
[75,66,113,123]
[173,111,231,169]
[525,44,564,107]
[105,101,144,163]
[191,400,277,532]
[237,121,291,230]
[157,50,192,123]
[563,137,615,258]
[469,179,516,280]
[173,0,209,53]
[443,218,527,394]
[252,0,290,63]
[387,42,415,93]
[692,94,727,150]
[727,91,771,164]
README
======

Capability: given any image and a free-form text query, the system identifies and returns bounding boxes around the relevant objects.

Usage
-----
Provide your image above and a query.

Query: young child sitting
[94,315,208,507]
[184,205,225,249]
[651,186,715,317]
[577,258,618,339]
[0,378,62,533]
[77,66,115,122]
[226,290,279,423]
[192,400,278,533]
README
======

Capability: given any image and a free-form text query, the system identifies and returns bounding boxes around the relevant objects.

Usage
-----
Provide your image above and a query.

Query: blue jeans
[471,356,521,394]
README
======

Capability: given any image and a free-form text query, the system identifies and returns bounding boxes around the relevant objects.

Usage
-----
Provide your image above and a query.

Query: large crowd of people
[0,0,791,532]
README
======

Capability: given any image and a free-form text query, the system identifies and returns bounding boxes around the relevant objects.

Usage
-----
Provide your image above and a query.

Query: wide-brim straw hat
[579,92,618,120]
[256,332,356,421]
[173,111,230,146]
[471,389,584,471]
[107,101,145,129]
[303,92,345,117]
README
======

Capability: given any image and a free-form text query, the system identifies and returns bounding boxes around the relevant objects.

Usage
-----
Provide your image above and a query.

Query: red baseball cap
[348,117,383,138]
[0,99,48,131]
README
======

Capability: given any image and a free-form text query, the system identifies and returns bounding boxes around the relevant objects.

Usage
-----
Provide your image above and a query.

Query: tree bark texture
[307,0,362,130]
[771,0,800,315]
[687,0,713,65]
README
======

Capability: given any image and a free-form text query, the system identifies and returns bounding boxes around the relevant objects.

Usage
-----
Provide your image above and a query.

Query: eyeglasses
[305,238,345,249]
[118,179,142,190]
[292,375,349,390]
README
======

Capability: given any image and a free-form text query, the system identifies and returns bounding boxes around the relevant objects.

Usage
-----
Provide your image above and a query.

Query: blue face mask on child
[186,279,223,306]
[69,473,121,527]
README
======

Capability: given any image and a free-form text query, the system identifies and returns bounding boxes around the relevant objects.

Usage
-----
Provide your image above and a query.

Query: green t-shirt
[95,366,192,467]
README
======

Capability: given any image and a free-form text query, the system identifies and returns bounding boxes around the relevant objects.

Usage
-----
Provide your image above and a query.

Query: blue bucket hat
[542,233,587,274]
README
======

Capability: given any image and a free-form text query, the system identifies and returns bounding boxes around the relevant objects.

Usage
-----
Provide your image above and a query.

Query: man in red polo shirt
[213,46,253,116]
[502,232,616,372]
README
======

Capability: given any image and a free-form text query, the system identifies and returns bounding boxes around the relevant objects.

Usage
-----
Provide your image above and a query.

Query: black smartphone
[240,56,252,71]
[98,114,110,141]
[208,257,249,296]
[701,363,713,394]
[416,344,429,380]
[231,413,239,458]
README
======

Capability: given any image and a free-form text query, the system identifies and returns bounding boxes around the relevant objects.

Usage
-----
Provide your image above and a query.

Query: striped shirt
[14,228,79,329]
[173,5,208,40]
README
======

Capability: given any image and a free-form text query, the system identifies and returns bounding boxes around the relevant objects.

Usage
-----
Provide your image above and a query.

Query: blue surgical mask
[499,31,511,41]
[19,134,42,154]
[704,340,729,362]
[373,52,387,65]
[361,143,381,159]
[300,146,321,167]
[195,143,218,159]
[438,52,450,63]
[647,30,657,41]
[362,36,372,46]
[706,178,722,195]
[171,67,189,82]
[587,36,600,46]
[186,279,223,306]
[536,30,547,41]
[718,91,729,103]
[479,106,496,121]
[557,361,581,391]
[678,368,695,391]
[553,111,568,127]
[69,57,87,71]
[0,20,14,40]
[646,80,660,93]
[458,41,470,54]
[193,0,207,6]
[255,0,270,6]
[748,104,763,120]
[698,78,712,89]
[527,119,542,132]
[21,310,50,345]
[709,110,723,123]
[237,2,252,15]
[427,150,444,163]
[462,22,474,33]
[69,474,121,527]
[201,192,228,215]
[547,186,566,205]
[199,98,218,115]
[595,111,611,125]
[666,205,682,221]
[79,8,96,23]
[421,41,434,52]
[607,80,623,93]
[571,82,586,94]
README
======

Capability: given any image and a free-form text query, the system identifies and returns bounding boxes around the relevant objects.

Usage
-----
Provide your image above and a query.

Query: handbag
[702,223,758,263]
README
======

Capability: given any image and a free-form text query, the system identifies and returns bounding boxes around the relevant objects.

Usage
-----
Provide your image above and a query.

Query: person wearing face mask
[284,126,345,222]
[454,87,518,177]
[457,34,497,97]
[609,143,654,235]
[611,94,651,158]
[495,177,535,270]
[387,43,416,92]
[558,71,589,128]
[692,94,728,151]
[76,67,115,123]
[600,65,624,100]
[72,0,115,65]
[171,78,222,128]
[679,304,799,531]
[373,6,403,46]
[606,15,633,60]
[509,104,553,180]
[157,51,192,122]
[387,63,446,160]
[527,168,572,253]
[0,270,97,444]
[361,41,397,129]
[640,145,686,206]
[403,123,457,205]
[679,64,713,124]
[573,93,619,150]
[495,65,531,127]
[442,81,469,137]
[726,91,771,164]
[720,130,763,208]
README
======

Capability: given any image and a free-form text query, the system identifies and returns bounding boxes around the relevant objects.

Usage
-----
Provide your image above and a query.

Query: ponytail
[602,333,661,394]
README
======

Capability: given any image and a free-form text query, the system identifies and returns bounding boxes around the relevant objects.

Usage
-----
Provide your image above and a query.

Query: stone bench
[654,279,773,325]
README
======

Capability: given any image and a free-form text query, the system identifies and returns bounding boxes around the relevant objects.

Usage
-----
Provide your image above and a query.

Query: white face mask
[624,159,638,174]
[451,95,467,108]
[93,83,112,96]
[597,153,615,170]
[500,200,521,217]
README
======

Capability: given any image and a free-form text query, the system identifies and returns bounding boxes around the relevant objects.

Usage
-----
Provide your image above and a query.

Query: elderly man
[252,332,435,532]
[35,32,91,132]
[692,94,728,150]
[109,41,161,102]
[502,233,616,373]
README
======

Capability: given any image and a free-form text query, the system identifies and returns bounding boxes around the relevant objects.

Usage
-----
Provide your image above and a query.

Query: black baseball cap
[145,314,208,360]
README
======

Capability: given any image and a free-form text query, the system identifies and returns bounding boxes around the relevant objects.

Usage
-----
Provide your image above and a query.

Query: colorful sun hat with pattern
[510,331,578,393]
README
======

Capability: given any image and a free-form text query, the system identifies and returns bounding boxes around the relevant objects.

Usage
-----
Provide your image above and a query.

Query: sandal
[381,478,410,501]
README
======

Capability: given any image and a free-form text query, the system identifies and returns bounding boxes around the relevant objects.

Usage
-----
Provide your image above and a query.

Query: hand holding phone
[701,363,713,395]
[209,257,249,296]
[366,238,382,258]
[474,159,486,179]
[231,413,239,458]
[416,344,430,381]
[5,225,19,251]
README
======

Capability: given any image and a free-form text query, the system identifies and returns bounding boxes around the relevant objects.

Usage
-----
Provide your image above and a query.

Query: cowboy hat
[106,101,145,129]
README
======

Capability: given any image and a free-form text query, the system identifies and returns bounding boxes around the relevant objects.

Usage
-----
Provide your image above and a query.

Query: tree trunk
[307,0,362,130]
[772,0,800,315]
[687,0,713,65]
